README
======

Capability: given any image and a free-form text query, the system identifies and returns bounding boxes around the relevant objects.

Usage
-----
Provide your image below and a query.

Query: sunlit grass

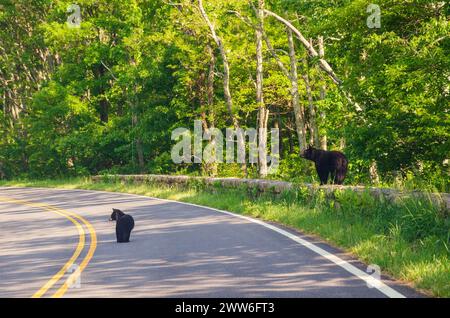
[0,178,448,297]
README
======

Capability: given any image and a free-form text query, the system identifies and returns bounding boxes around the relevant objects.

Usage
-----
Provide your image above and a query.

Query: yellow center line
[0,196,96,298]
[51,208,97,298]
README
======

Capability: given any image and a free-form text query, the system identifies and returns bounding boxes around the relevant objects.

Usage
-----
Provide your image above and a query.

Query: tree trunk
[339,138,346,150]
[94,64,109,123]
[135,138,145,173]
[275,112,283,159]
[369,160,380,185]
[257,13,308,153]
[287,115,294,153]
[198,0,247,176]
[256,0,268,178]
[201,44,218,176]
[318,36,327,150]
[287,28,307,151]
[131,86,145,173]
[99,99,109,123]
[301,52,319,148]
[0,160,5,179]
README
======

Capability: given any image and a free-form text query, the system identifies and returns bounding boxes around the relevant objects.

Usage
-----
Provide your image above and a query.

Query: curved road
[0,187,422,298]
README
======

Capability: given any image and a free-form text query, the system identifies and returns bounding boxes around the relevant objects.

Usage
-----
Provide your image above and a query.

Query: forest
[0,0,449,191]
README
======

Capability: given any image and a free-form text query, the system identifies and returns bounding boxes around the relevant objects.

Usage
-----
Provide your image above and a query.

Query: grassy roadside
[0,178,448,297]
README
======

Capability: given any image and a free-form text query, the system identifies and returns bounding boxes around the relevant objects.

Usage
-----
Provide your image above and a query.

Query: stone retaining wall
[92,174,450,210]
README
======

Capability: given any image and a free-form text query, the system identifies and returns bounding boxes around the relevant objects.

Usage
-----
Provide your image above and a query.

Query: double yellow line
[0,196,97,298]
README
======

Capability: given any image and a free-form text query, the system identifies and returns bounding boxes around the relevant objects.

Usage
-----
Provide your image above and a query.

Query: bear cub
[110,208,135,243]
[301,145,348,185]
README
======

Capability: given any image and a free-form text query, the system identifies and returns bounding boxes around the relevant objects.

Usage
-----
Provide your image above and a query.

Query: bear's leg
[122,231,129,243]
[335,169,346,185]
[116,227,123,243]
[124,230,131,243]
[316,165,329,185]
[334,157,347,185]
[329,170,337,184]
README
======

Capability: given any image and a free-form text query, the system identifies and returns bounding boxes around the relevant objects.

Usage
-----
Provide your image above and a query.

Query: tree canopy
[0,0,448,190]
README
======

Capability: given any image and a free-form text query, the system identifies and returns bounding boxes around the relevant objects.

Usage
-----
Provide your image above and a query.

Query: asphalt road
[0,187,423,298]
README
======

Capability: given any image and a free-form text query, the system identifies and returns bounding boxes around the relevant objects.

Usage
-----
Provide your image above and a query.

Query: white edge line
[0,186,406,298]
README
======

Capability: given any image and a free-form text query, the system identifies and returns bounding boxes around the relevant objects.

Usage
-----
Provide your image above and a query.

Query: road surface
[0,187,422,298]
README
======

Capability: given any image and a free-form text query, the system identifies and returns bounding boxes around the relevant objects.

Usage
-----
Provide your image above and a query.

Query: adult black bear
[110,208,135,243]
[300,146,348,185]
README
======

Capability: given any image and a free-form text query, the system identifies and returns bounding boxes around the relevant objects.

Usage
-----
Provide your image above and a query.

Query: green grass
[1,177,449,297]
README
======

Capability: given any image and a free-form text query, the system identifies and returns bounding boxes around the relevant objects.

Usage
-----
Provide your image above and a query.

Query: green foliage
[0,0,448,191]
